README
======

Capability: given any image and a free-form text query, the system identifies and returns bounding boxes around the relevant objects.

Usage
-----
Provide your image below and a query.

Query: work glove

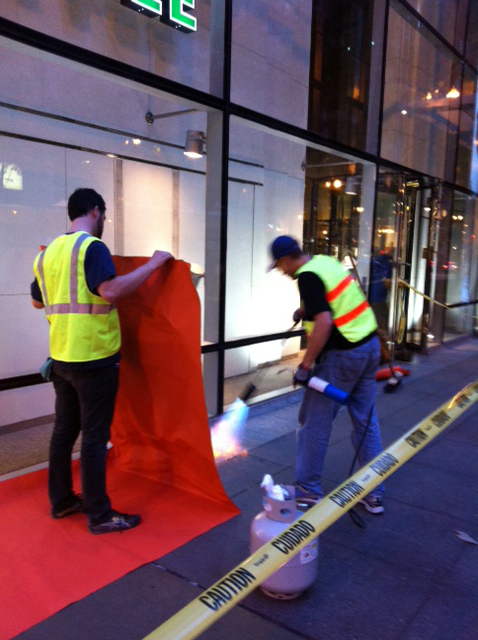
[292,308,304,323]
[293,364,311,387]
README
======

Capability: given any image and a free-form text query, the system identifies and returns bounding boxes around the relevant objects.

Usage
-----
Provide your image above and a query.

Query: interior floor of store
[0,353,303,477]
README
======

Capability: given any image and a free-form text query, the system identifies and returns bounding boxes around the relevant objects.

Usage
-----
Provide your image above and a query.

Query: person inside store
[268,235,385,513]
[369,247,393,331]
[31,188,173,534]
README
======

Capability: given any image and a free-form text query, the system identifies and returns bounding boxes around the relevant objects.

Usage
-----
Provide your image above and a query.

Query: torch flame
[211,398,249,461]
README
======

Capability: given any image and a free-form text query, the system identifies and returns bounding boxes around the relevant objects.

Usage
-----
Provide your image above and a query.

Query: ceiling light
[446,87,460,99]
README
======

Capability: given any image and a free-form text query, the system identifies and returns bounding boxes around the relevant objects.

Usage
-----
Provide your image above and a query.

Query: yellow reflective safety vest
[295,255,377,342]
[33,232,121,362]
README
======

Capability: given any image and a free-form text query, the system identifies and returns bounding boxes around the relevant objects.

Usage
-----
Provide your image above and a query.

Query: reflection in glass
[455,66,478,192]
[231,0,313,128]
[405,0,461,49]
[308,0,376,150]
[444,192,475,340]
[465,1,478,67]
[223,340,304,408]
[382,2,461,178]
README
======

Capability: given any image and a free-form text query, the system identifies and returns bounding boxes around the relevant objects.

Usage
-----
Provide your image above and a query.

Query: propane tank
[250,478,319,599]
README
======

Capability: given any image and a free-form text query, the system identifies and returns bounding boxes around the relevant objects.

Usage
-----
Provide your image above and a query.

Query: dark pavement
[16,338,478,640]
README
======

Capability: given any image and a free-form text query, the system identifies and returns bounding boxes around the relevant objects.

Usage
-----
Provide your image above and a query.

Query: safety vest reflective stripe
[295,255,377,342]
[325,274,353,303]
[37,232,114,316]
[46,303,113,314]
[70,233,89,306]
[36,250,49,308]
[334,299,370,327]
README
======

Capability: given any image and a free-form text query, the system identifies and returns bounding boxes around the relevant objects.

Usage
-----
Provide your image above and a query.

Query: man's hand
[292,308,304,323]
[98,251,174,303]
[293,364,311,387]
[149,250,173,270]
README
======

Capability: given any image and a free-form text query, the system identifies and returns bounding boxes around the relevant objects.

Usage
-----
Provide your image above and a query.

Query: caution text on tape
[144,381,478,640]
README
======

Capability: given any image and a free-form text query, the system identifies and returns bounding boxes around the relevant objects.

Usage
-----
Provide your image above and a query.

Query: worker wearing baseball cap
[268,235,385,514]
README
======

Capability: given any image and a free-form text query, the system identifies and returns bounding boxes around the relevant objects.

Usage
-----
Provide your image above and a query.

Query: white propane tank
[250,484,318,599]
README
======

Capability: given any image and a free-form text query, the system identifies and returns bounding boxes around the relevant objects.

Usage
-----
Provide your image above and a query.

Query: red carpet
[0,259,239,639]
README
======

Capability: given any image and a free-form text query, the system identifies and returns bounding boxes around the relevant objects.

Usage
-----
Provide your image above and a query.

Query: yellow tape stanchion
[144,381,478,640]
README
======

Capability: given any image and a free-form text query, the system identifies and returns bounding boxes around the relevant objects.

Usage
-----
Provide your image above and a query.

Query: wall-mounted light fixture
[184,130,206,158]
[345,176,360,195]
[145,109,205,158]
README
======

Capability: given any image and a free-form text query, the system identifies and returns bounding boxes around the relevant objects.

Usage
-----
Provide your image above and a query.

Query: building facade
[1,0,477,426]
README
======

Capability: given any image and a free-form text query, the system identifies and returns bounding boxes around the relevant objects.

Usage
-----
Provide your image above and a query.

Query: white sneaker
[359,494,384,514]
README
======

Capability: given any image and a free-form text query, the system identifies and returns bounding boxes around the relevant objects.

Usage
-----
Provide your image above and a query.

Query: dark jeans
[49,362,119,523]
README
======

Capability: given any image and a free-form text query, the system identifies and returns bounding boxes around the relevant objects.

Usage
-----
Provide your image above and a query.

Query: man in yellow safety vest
[268,235,385,514]
[31,188,173,534]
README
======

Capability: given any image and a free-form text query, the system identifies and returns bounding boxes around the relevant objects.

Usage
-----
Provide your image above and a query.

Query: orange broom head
[376,366,411,381]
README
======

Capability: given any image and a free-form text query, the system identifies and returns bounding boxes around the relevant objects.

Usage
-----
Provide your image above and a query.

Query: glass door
[373,171,430,357]
[373,171,444,357]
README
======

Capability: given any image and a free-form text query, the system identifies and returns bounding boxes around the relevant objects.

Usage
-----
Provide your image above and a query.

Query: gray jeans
[296,336,384,497]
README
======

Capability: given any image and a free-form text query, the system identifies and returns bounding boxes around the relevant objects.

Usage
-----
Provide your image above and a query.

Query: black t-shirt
[297,270,375,352]
[31,238,120,369]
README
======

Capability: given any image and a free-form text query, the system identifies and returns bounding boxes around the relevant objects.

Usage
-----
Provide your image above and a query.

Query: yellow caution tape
[398,279,478,322]
[144,381,478,640]
[397,279,450,309]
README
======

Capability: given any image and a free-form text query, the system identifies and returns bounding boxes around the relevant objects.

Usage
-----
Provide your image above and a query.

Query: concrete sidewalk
[17,338,478,640]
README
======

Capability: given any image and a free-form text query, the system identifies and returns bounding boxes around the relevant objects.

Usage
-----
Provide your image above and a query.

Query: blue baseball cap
[267,235,301,271]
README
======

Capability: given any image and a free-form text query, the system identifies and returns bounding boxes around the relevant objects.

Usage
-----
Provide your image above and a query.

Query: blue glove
[293,364,310,387]
[292,308,304,323]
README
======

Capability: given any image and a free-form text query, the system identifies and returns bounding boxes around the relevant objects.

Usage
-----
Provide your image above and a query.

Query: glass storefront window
[223,340,303,409]
[0,0,222,96]
[0,36,222,420]
[405,0,467,51]
[456,66,478,192]
[465,1,478,67]
[382,1,462,179]
[224,117,376,390]
[444,192,476,340]
[308,0,382,152]
[231,0,313,129]
[231,0,384,153]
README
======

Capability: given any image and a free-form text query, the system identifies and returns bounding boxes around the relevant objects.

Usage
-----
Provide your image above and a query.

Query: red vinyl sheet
[0,258,239,639]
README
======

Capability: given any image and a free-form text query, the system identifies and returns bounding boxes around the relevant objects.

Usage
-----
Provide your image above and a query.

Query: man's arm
[301,311,334,370]
[296,272,333,370]
[97,250,173,304]
[31,278,44,309]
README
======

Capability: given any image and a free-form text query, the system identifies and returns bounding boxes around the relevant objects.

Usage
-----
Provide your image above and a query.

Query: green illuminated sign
[121,0,197,33]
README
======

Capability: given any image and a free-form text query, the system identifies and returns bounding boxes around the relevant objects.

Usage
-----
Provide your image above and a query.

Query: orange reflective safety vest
[33,232,121,362]
[295,255,377,342]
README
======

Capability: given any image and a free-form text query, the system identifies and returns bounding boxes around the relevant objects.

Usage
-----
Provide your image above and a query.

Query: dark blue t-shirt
[31,238,119,369]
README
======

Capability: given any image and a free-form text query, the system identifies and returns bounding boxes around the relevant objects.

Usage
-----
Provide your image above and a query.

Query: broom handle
[347,255,395,375]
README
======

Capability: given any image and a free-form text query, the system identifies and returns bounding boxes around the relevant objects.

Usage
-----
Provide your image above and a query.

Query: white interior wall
[66,150,116,251]
[178,171,206,336]
[122,161,174,256]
